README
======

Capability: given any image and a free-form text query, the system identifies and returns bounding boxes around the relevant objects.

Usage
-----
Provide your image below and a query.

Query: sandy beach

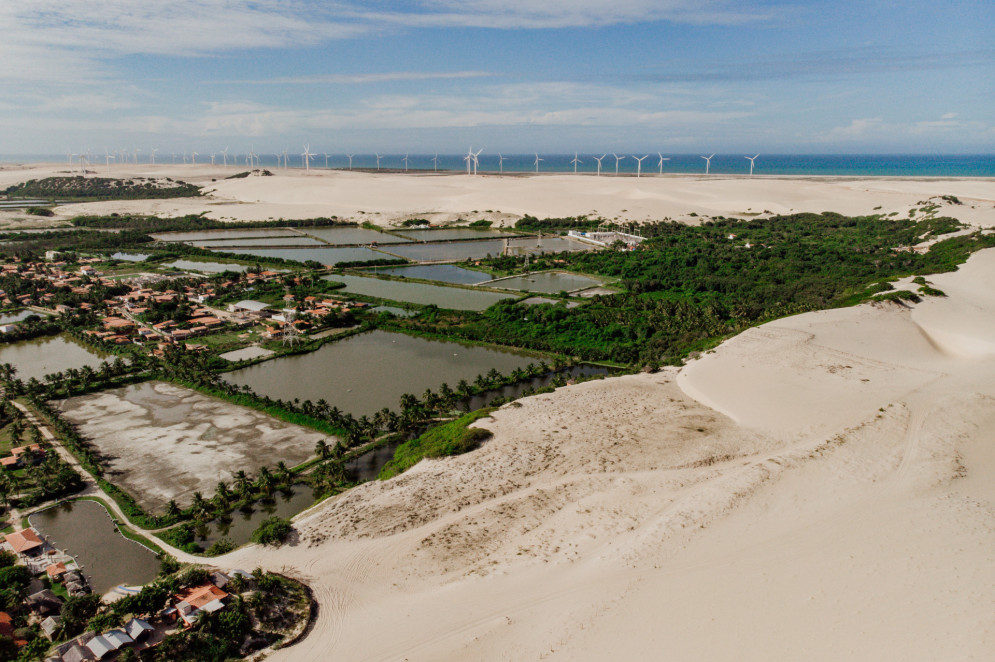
[2,163,994,659]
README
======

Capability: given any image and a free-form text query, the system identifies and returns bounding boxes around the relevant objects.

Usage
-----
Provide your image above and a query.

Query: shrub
[251,516,292,546]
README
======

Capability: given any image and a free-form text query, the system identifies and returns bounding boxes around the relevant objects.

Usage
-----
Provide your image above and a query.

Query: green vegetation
[251,516,293,546]
[24,207,54,217]
[4,177,200,201]
[379,408,494,479]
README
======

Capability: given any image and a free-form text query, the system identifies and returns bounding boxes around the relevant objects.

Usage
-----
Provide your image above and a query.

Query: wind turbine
[344,154,353,170]
[633,155,648,177]
[592,154,606,176]
[402,154,409,172]
[745,154,759,176]
[301,144,313,174]
[210,153,216,166]
[133,148,141,165]
[498,153,506,173]
[324,153,330,169]
[283,148,289,170]
[374,153,382,171]
[701,154,715,174]
[472,148,482,175]
[221,147,227,167]
[191,151,198,165]
[104,150,114,169]
[432,154,439,172]
[249,147,259,168]
[534,152,543,173]
[571,152,582,174]
[657,153,670,174]
[464,147,474,174]
[151,148,159,166]
[612,153,626,175]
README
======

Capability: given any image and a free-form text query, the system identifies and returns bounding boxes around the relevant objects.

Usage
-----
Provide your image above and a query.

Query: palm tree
[255,466,275,495]
[234,470,252,498]
[274,461,291,484]
[315,439,329,460]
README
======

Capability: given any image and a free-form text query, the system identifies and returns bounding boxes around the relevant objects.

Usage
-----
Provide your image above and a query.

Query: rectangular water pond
[180,485,317,549]
[152,228,300,242]
[381,236,596,262]
[395,228,519,242]
[372,264,490,285]
[162,259,251,273]
[223,329,537,417]
[481,271,603,293]
[298,227,412,245]
[324,274,514,310]
[215,246,387,265]
[0,334,110,381]
[56,381,326,512]
[191,235,323,247]
[30,500,160,594]
[110,252,149,262]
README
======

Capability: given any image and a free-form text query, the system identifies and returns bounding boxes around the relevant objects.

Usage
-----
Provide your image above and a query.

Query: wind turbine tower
[613,153,626,175]
[745,154,759,176]
[301,144,313,174]
[220,147,227,167]
[701,154,715,174]
[324,153,330,169]
[191,151,198,165]
[402,154,409,172]
[472,148,482,175]
[210,153,216,166]
[633,155,649,178]
[498,153,506,173]
[283,149,289,170]
[151,148,159,166]
[571,152,582,174]
[658,153,670,174]
[346,154,354,170]
[464,147,473,175]
[593,154,606,176]
[432,154,439,172]
[104,150,114,169]
[374,153,382,171]
[534,153,543,173]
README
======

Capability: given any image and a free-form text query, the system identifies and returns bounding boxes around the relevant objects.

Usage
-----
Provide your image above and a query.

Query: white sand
[5,162,994,658]
[1,162,993,228]
[202,249,995,660]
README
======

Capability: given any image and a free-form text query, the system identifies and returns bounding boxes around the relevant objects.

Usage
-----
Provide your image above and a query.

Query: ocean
[4,153,993,177]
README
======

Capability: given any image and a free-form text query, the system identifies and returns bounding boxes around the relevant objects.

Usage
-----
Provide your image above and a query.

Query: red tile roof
[4,528,43,554]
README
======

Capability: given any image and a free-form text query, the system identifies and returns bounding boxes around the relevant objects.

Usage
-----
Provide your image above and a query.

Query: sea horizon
[2,153,993,178]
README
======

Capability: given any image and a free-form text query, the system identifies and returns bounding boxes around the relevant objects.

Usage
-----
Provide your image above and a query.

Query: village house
[3,528,44,557]
[172,583,229,628]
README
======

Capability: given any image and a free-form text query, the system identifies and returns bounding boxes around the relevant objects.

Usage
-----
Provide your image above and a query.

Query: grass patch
[379,409,495,480]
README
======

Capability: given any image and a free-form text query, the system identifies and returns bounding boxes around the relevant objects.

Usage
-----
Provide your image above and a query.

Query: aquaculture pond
[481,271,603,293]
[30,500,160,594]
[0,334,110,381]
[151,228,298,242]
[183,485,316,549]
[223,329,537,417]
[162,259,251,273]
[0,309,47,325]
[298,227,411,245]
[323,274,514,310]
[370,305,418,318]
[109,252,149,262]
[395,228,519,241]
[190,235,323,247]
[373,264,489,285]
[214,246,386,265]
[381,236,595,262]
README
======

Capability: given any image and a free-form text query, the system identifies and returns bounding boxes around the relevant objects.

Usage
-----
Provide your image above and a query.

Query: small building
[40,615,62,641]
[26,589,63,616]
[228,300,271,318]
[4,528,44,556]
[61,642,96,662]
[0,324,18,334]
[46,562,68,581]
[124,618,153,641]
[174,583,229,627]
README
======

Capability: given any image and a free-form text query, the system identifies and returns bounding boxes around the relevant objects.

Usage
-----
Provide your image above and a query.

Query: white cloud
[239,71,495,85]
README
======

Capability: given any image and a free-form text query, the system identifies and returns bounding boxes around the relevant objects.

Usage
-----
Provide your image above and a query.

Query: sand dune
[206,249,995,660]
[2,163,994,228]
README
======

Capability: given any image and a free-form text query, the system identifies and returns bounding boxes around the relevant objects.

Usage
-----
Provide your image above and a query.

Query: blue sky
[1,0,992,155]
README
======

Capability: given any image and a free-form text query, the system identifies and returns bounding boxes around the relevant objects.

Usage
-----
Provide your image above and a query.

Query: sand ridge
[197,251,995,662]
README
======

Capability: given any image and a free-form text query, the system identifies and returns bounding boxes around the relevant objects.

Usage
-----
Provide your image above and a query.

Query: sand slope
[207,249,995,661]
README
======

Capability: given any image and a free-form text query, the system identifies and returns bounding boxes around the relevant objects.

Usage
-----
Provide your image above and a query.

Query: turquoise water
[5,154,993,176]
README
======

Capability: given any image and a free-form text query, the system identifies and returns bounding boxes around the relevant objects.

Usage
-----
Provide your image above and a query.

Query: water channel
[191,235,323,247]
[29,500,160,594]
[185,485,317,549]
[324,274,514,310]
[395,228,518,241]
[223,329,538,417]
[381,236,595,262]
[0,334,110,381]
[373,264,490,285]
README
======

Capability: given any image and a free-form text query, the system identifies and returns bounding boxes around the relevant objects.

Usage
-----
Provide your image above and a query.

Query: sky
[1,0,993,156]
